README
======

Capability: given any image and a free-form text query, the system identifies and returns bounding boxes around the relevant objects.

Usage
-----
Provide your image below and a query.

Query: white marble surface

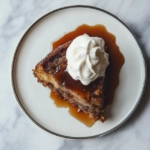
[0,0,150,149]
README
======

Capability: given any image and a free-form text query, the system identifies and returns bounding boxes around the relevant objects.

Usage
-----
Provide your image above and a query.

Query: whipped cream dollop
[66,34,109,85]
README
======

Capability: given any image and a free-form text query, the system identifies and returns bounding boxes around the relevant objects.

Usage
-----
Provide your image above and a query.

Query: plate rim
[11,5,147,139]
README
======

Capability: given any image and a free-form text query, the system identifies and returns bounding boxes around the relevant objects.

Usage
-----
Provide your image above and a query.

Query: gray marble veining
[0,0,150,150]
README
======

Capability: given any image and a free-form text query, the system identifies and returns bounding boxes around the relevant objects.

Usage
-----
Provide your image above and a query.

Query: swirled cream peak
[66,34,109,85]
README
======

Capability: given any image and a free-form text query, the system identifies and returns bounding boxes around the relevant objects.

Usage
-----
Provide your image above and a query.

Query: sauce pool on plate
[50,91,95,127]
[50,24,124,127]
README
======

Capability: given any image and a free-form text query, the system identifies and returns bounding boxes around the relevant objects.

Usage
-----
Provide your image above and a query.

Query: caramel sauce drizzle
[50,24,124,127]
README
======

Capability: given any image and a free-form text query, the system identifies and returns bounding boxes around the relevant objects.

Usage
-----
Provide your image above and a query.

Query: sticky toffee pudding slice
[33,41,108,122]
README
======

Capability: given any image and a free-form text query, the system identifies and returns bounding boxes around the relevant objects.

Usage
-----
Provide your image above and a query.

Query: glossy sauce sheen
[53,70,103,100]
[50,91,95,127]
[51,24,125,126]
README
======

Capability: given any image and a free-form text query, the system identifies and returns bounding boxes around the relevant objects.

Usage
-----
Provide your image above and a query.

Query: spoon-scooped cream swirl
[66,34,109,85]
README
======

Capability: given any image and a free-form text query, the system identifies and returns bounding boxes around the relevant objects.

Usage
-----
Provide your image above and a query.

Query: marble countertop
[0,0,150,149]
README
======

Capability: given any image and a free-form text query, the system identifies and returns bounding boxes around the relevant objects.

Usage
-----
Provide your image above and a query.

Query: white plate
[12,6,147,139]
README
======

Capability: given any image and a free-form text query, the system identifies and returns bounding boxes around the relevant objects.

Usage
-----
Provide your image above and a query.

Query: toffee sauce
[50,24,124,127]
[50,91,95,127]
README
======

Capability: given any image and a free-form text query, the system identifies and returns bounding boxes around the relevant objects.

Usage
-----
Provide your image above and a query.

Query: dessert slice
[33,34,109,122]
[33,45,107,122]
